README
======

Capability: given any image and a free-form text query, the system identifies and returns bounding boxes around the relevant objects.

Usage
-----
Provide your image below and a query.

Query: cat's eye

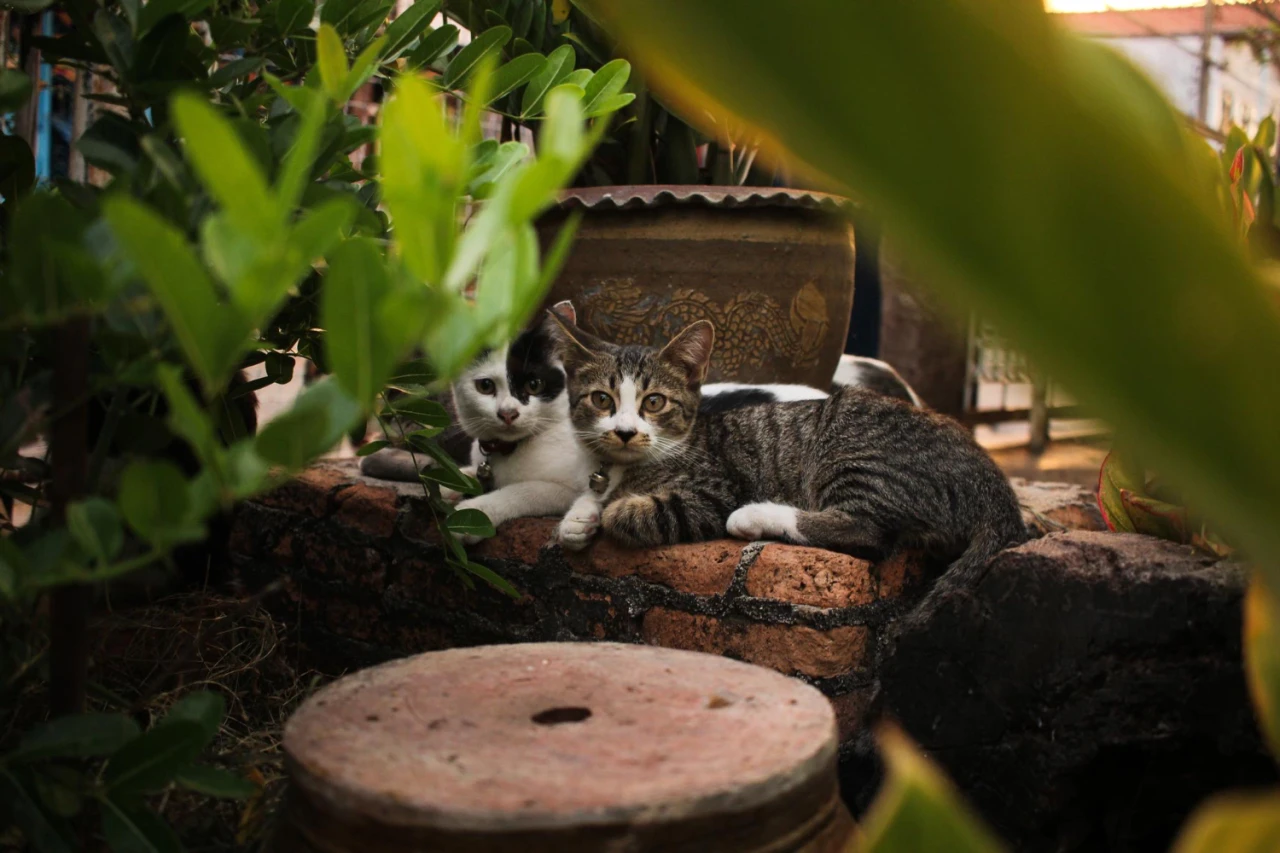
[525,377,543,395]
[591,391,613,410]
[642,393,667,413]
[474,378,496,395]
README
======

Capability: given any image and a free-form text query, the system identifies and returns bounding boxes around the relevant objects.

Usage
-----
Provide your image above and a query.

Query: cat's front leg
[557,492,602,551]
[602,488,723,548]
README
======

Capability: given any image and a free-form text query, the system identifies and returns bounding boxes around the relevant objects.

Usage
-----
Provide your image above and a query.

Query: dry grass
[91,588,325,851]
[0,586,326,852]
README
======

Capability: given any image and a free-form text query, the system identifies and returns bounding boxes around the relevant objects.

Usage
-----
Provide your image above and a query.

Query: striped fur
[552,314,1027,579]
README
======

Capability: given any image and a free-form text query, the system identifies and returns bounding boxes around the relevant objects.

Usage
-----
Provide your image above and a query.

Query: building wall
[1094,33,1280,135]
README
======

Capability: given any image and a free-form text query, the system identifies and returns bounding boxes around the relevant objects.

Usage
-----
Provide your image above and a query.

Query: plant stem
[48,317,91,716]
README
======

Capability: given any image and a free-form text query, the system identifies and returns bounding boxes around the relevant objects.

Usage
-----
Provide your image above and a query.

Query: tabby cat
[550,308,1026,579]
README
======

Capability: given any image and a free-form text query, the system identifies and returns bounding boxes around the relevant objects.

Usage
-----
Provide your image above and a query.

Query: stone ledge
[229,459,1104,755]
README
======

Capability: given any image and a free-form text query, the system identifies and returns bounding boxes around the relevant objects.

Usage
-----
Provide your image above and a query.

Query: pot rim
[553,184,854,214]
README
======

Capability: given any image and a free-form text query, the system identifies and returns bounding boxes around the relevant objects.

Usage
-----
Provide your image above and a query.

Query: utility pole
[1198,0,1216,123]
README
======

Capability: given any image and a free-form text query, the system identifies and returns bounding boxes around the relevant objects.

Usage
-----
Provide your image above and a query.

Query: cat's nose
[614,428,637,444]
[498,408,520,424]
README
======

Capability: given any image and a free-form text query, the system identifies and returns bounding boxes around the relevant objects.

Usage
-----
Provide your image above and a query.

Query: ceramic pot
[536,186,856,387]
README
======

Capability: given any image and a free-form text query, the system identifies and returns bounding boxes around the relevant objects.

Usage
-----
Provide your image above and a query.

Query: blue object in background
[33,9,54,181]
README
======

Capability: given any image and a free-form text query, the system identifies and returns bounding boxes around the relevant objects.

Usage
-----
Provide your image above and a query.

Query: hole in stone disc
[531,706,592,725]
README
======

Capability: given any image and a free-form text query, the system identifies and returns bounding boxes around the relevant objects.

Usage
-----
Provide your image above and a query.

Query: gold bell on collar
[589,467,609,494]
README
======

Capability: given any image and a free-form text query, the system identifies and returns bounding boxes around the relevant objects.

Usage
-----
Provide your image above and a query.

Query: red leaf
[1231,146,1246,182]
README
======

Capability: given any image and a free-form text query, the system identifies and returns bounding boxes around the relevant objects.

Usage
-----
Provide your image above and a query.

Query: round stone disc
[280,642,846,852]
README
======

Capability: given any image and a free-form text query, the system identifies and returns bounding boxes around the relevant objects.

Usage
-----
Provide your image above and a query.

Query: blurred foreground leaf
[855,725,1006,853]
[1245,573,1280,761]
[588,0,1280,577]
[1172,791,1280,852]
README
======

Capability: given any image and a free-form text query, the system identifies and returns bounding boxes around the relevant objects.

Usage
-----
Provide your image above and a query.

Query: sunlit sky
[1046,0,1249,12]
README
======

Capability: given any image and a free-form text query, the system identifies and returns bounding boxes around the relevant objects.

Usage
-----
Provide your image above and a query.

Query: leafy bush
[0,0,627,846]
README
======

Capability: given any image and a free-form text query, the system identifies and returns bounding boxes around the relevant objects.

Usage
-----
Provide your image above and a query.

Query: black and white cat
[359,303,920,541]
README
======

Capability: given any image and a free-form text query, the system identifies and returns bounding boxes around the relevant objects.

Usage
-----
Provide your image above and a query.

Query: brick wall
[229,459,1103,749]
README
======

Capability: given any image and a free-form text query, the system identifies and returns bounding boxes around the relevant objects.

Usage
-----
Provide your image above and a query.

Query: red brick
[300,538,386,593]
[256,465,353,516]
[227,513,259,558]
[641,607,869,678]
[828,687,876,742]
[272,532,295,563]
[398,499,443,545]
[569,539,743,596]
[745,544,875,608]
[333,483,399,538]
[324,599,378,641]
[877,551,927,600]
[473,517,557,564]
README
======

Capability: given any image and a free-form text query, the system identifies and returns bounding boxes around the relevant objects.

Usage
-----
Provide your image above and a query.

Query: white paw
[726,502,803,543]
[557,507,600,551]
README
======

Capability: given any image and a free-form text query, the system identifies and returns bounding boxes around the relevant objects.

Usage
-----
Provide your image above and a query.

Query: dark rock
[855,531,1274,853]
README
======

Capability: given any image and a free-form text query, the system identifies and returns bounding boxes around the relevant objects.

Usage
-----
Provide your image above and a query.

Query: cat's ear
[547,300,577,328]
[659,320,715,387]
[546,304,605,372]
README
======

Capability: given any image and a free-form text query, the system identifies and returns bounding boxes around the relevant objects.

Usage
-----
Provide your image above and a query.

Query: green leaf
[460,559,519,597]
[1172,791,1280,853]
[507,221,558,337]
[590,0,1280,576]
[319,0,364,33]
[0,770,74,853]
[66,498,124,565]
[163,690,225,745]
[137,0,212,35]
[118,460,201,547]
[406,23,458,70]
[8,714,140,763]
[519,42,573,118]
[0,69,32,112]
[341,34,386,103]
[316,22,349,103]
[76,114,142,176]
[207,55,266,89]
[446,507,496,538]
[103,196,251,391]
[101,796,182,853]
[381,0,440,60]
[105,721,208,796]
[322,237,396,405]
[468,140,528,198]
[173,765,258,799]
[273,0,315,35]
[442,25,511,90]
[526,212,579,335]
[487,53,543,103]
[93,10,135,76]
[582,91,634,119]
[422,463,482,495]
[154,364,219,470]
[6,192,106,324]
[1245,573,1280,761]
[172,91,280,240]
[255,378,362,470]
[559,68,591,90]
[378,73,463,283]
[386,395,449,428]
[356,439,390,457]
[859,725,1007,853]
